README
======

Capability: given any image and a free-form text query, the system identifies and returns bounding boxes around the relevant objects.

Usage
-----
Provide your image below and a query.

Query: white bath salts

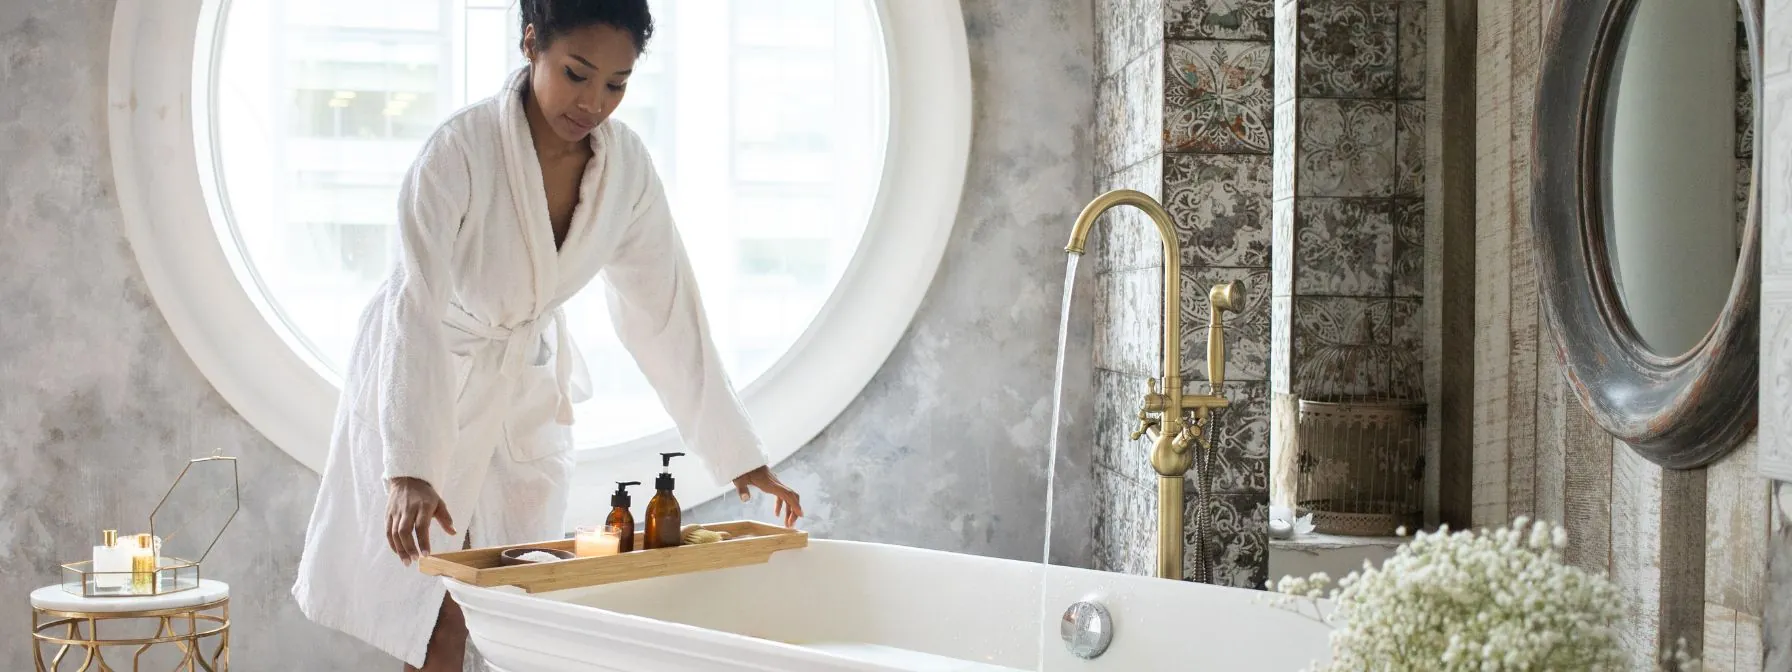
[517,551,563,563]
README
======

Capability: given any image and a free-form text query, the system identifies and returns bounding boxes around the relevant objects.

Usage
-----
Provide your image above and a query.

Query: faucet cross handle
[1129,410,1160,442]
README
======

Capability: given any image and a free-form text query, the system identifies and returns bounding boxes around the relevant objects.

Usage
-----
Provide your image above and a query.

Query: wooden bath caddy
[417,520,807,594]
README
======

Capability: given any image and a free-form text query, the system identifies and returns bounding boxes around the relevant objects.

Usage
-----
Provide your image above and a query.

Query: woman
[291,2,804,669]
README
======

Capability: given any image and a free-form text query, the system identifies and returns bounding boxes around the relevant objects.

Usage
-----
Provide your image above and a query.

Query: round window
[109,0,966,506]
[210,0,887,449]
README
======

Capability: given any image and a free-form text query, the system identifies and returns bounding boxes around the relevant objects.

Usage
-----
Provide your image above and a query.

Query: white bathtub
[446,539,1333,671]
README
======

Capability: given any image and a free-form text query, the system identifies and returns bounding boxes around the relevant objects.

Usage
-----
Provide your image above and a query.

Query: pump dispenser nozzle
[611,481,640,508]
[656,452,686,491]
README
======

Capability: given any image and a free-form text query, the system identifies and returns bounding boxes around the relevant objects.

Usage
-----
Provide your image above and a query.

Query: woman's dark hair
[520,0,654,55]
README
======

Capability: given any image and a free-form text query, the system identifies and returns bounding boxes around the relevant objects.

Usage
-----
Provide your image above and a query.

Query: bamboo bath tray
[418,521,807,594]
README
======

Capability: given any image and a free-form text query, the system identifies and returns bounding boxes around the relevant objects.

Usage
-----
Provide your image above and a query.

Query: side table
[30,579,229,671]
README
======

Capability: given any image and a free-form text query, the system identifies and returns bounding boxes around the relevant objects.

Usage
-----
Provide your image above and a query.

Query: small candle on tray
[573,525,622,557]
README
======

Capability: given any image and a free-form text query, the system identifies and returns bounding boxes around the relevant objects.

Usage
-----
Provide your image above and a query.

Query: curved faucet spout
[1064,189,1178,258]
[1063,190,1184,409]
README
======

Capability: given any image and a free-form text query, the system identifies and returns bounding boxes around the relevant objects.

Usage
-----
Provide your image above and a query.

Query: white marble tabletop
[30,579,229,614]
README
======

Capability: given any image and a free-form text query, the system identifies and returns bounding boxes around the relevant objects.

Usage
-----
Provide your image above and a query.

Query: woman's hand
[386,477,457,566]
[731,466,803,528]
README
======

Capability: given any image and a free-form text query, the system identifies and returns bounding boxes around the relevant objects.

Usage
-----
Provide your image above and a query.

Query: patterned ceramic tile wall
[1164,0,1276,590]
[1167,0,1275,41]
[1188,381,1274,493]
[1392,198,1423,297]
[1091,0,1278,590]
[1165,154,1274,267]
[1296,99,1398,198]
[1296,2,1397,99]
[1293,197,1394,296]
[1181,266,1273,381]
[1165,40,1275,153]
[1193,493,1271,588]
[1270,0,1427,520]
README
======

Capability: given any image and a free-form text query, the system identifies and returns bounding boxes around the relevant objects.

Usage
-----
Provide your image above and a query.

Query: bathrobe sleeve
[601,135,770,485]
[376,130,472,488]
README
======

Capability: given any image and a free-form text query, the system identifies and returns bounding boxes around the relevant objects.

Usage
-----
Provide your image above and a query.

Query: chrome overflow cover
[1060,601,1113,659]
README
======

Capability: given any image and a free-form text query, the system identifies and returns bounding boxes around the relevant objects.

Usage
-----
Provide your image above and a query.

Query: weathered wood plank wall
[1467,0,1769,667]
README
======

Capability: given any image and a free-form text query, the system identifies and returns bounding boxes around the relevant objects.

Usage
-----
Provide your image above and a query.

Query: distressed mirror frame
[1531,0,1762,469]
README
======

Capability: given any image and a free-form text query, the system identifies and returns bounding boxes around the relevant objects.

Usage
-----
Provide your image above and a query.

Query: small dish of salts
[499,547,575,566]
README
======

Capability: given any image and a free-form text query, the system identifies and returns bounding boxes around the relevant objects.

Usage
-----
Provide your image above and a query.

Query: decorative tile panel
[1397,1,1427,100]
[1395,100,1425,197]
[1389,298,1423,399]
[1166,0,1275,41]
[1165,40,1275,154]
[1291,296,1396,397]
[1190,493,1270,589]
[1392,197,1424,297]
[1294,197,1394,296]
[1184,380,1273,493]
[1297,1,1398,99]
[1181,267,1273,382]
[1097,49,1166,176]
[1297,98,1397,197]
[1165,154,1274,267]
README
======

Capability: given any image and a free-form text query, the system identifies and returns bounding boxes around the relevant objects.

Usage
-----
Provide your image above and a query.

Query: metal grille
[1295,397,1425,537]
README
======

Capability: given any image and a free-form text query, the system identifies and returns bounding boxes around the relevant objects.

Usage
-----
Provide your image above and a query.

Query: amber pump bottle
[607,481,640,552]
[642,452,686,550]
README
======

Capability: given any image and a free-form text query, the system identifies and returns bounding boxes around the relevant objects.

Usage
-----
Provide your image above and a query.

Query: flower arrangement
[1268,518,1699,671]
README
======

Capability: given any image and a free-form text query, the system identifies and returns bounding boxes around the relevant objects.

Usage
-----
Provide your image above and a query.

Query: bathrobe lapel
[495,68,601,408]
[497,74,558,319]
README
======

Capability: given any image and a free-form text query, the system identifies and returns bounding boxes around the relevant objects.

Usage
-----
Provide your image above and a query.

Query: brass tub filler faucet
[1065,189,1244,583]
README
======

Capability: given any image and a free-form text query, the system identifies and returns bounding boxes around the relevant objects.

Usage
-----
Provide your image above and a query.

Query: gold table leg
[33,598,229,672]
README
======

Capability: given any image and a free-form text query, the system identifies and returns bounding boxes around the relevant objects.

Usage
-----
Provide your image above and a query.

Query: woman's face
[522,23,640,143]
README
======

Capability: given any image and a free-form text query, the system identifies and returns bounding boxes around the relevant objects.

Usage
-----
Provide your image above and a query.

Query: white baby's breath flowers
[1268,518,1700,671]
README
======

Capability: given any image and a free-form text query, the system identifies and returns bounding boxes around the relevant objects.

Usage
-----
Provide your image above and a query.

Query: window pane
[214,0,888,448]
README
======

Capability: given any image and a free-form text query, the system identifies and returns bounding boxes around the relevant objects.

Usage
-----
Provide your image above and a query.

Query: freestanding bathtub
[445,539,1333,671]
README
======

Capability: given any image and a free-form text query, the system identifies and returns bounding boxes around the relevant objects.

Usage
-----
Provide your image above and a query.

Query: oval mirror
[1532,0,1761,468]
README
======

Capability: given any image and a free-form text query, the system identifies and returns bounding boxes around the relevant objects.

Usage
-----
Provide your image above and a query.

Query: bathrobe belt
[444,302,577,425]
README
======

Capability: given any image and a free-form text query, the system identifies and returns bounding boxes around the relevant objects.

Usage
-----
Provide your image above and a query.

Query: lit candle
[573,525,621,558]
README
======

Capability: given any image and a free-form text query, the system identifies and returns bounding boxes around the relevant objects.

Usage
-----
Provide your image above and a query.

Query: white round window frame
[107,0,971,510]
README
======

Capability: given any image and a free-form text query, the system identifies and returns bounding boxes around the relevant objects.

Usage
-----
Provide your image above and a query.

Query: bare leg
[403,594,468,672]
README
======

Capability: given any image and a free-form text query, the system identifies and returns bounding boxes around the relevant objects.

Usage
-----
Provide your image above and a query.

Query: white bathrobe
[291,69,768,667]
